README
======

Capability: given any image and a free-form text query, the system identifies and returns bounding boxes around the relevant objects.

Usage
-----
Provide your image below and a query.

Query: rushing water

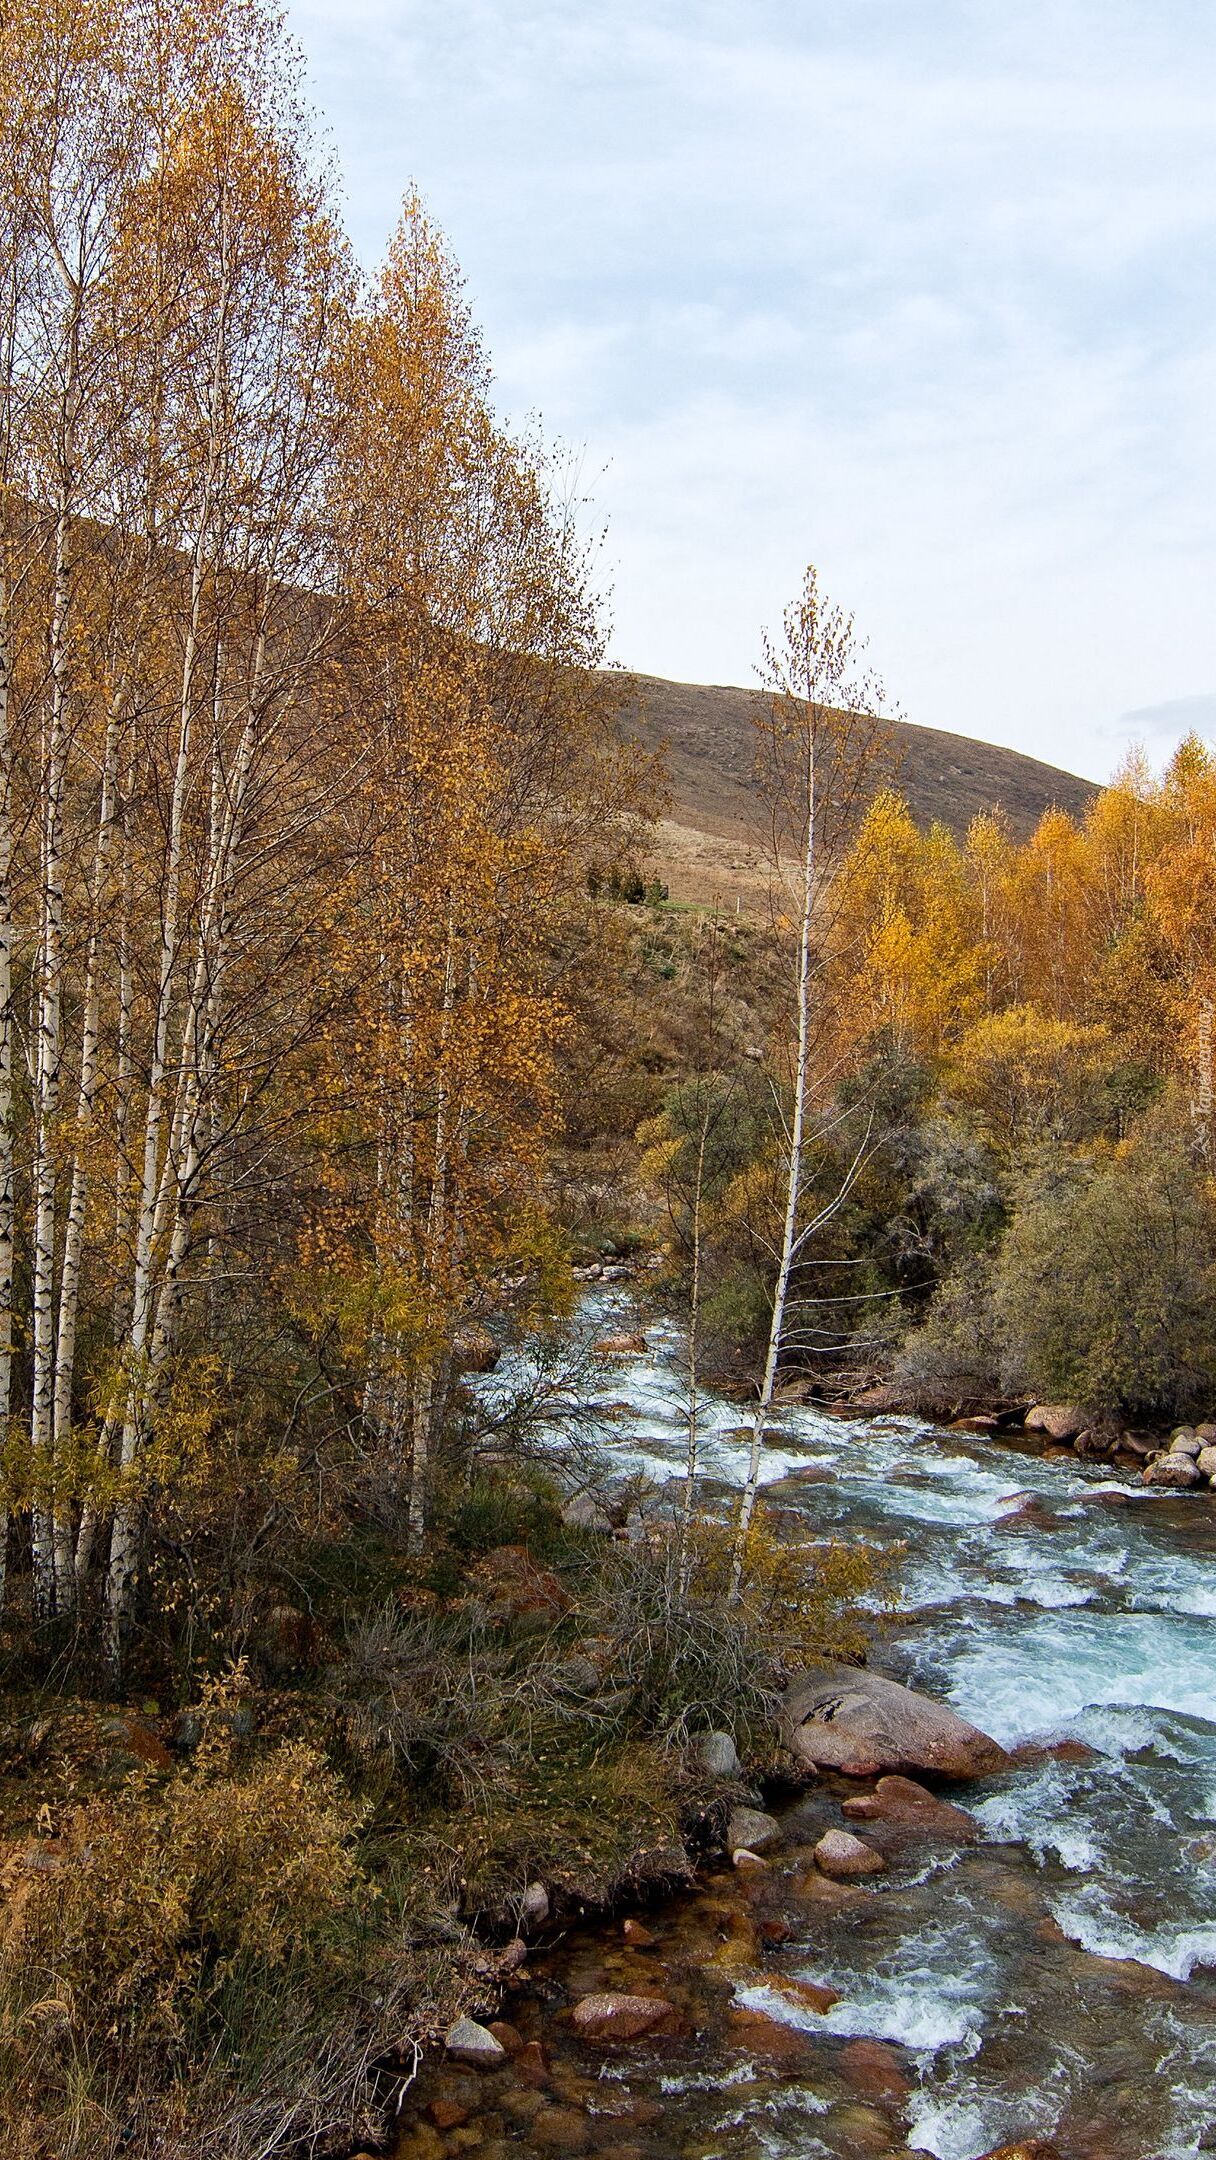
[407,1293,1216,2160]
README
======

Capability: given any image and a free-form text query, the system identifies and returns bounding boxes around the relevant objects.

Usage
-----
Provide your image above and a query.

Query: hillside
[615,671,1098,904]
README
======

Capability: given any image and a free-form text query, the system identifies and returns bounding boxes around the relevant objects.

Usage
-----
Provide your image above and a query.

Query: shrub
[993,1096,1216,1420]
[895,1259,1003,1413]
[0,1714,380,2159]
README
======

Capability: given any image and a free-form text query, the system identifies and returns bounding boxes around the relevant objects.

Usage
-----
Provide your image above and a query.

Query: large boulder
[1197,1445,1216,1479]
[783,1662,1011,1780]
[1024,1403,1086,1439]
[1143,1454,1202,1489]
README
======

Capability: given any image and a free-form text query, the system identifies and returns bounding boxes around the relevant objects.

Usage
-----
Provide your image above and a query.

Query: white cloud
[287,0,1216,783]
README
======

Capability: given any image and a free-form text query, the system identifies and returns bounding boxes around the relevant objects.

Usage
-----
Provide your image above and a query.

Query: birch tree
[733,568,890,1581]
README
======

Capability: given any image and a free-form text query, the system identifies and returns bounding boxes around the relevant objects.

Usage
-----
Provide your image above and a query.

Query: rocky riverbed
[389,1294,1216,2160]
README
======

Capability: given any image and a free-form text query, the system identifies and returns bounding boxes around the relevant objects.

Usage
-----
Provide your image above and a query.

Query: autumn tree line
[0,0,630,1665]
[641,729,1216,1434]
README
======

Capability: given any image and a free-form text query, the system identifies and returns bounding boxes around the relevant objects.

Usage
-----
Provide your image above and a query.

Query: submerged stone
[569,1991,673,2041]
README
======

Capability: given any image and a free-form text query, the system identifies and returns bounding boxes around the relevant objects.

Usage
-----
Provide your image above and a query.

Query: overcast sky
[285,0,1215,783]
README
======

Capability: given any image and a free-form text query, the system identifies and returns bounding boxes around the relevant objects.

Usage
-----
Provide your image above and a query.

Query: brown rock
[993,1494,1059,1531]
[102,1714,175,1772]
[569,1991,673,2042]
[593,1332,648,1357]
[839,2036,912,2101]
[842,1773,979,1842]
[530,2105,590,2152]
[487,2019,523,2052]
[622,1918,656,1945]
[1197,1445,1216,1478]
[428,2096,471,2129]
[813,1827,886,1879]
[757,1913,792,1943]
[726,2005,821,2070]
[972,2145,1063,2160]
[1010,1736,1099,1770]
[513,2040,549,2085]
[784,1662,1010,1780]
[768,1972,841,2013]
[1024,1403,1086,1439]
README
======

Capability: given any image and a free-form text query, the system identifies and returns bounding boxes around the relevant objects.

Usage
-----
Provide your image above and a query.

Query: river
[399,1291,1216,2160]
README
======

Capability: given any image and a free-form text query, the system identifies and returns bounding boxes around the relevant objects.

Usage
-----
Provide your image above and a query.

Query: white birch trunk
[732,731,816,1588]
[0,572,14,1614]
[30,471,73,1616]
[51,697,123,1610]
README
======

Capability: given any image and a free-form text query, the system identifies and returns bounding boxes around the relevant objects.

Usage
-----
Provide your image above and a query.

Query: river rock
[569,1991,672,2041]
[1143,1454,1202,1488]
[1169,1431,1203,1457]
[445,2016,508,2068]
[813,1827,886,1879]
[727,1806,781,1855]
[842,1772,979,1842]
[1197,1445,1216,1478]
[971,2144,1063,2160]
[783,1662,1011,1779]
[697,1730,742,1778]
[1024,1403,1086,1439]
[768,1972,841,2013]
[839,2035,911,2100]
[593,1332,647,1357]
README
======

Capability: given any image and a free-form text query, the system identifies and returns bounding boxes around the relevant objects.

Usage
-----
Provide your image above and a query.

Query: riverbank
[427,1292,1216,2160]
[830,1384,1216,1494]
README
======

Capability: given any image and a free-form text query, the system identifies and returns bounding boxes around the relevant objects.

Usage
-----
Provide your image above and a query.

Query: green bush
[895,1259,1003,1413]
[993,1096,1216,1420]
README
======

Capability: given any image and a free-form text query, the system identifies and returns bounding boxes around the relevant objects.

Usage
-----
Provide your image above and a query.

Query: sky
[284,0,1216,783]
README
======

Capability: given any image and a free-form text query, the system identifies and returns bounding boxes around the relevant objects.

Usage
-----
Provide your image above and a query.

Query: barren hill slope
[615,671,1099,904]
